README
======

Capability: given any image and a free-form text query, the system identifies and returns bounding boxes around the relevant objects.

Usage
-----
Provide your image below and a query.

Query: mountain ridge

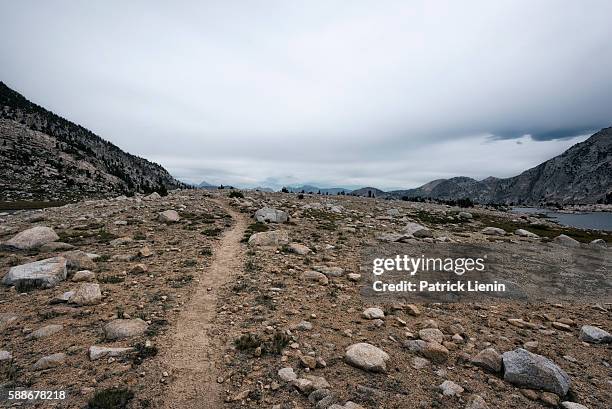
[0,81,184,201]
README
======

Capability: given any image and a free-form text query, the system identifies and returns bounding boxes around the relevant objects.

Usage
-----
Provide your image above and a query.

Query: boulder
[553,234,580,248]
[2,257,67,289]
[578,325,611,344]
[32,353,65,370]
[481,227,506,236]
[345,342,389,372]
[458,211,473,219]
[502,348,570,396]
[104,318,148,340]
[248,230,289,247]
[89,345,134,360]
[159,210,180,223]
[4,226,59,249]
[255,207,289,223]
[145,192,162,200]
[69,283,102,306]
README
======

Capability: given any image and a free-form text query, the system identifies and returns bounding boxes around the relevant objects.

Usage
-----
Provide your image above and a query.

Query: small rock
[89,345,134,360]
[553,234,580,248]
[578,325,612,344]
[104,319,148,340]
[72,270,96,282]
[363,307,385,320]
[481,227,506,236]
[33,353,65,370]
[278,367,297,382]
[471,348,502,373]
[345,342,389,373]
[26,324,63,340]
[439,380,464,396]
[159,210,181,223]
[69,283,102,306]
[419,328,444,344]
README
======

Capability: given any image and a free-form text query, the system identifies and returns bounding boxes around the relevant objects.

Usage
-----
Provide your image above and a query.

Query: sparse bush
[88,388,133,409]
[229,191,244,198]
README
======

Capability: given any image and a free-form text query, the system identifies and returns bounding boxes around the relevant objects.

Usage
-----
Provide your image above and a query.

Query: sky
[1,0,611,190]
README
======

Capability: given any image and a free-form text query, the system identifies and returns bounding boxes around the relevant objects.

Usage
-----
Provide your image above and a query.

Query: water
[512,207,612,231]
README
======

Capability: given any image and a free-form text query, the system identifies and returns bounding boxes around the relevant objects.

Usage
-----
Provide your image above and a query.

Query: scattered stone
[515,229,539,238]
[300,355,317,369]
[2,257,67,289]
[278,367,297,382]
[89,345,134,361]
[315,266,345,277]
[540,392,560,406]
[421,342,449,363]
[481,227,506,236]
[411,357,430,369]
[72,270,96,282]
[419,328,444,344]
[471,348,502,373]
[295,320,313,331]
[138,246,154,257]
[110,236,133,246]
[402,222,430,236]
[406,304,421,316]
[347,273,361,282]
[363,307,385,320]
[4,226,59,249]
[159,210,181,223]
[589,239,607,248]
[248,230,290,247]
[32,353,65,370]
[560,402,589,409]
[104,319,148,340]
[458,211,473,219]
[578,325,612,344]
[255,207,289,223]
[439,380,464,396]
[345,342,389,373]
[302,270,329,285]
[130,263,148,274]
[62,250,96,271]
[40,242,75,252]
[288,243,312,255]
[26,324,63,340]
[466,395,489,409]
[69,283,102,306]
[553,234,580,248]
[502,348,570,396]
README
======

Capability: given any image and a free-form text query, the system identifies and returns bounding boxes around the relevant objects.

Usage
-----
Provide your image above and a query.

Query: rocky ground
[0,190,610,409]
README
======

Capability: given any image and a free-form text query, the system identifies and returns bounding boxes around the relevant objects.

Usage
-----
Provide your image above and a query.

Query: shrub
[229,191,244,198]
[88,388,133,409]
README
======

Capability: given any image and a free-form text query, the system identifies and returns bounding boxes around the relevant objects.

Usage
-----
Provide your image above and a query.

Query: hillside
[391,128,612,205]
[0,81,184,202]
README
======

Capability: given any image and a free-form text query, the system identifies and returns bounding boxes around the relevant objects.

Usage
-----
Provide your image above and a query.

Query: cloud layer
[1,1,610,189]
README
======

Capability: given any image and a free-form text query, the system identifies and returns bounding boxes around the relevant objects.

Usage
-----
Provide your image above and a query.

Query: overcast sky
[1,1,611,190]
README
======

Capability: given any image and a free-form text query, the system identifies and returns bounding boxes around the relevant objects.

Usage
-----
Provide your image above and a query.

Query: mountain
[0,81,184,202]
[197,180,217,189]
[286,185,351,195]
[350,187,388,198]
[390,127,612,204]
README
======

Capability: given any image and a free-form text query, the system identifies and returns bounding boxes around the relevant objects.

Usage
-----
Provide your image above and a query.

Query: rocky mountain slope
[0,82,184,202]
[391,128,612,205]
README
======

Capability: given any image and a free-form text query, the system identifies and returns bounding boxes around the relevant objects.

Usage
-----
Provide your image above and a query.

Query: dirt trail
[160,202,247,409]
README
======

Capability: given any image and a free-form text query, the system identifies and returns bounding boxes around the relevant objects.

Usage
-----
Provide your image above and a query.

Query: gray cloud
[1,1,611,190]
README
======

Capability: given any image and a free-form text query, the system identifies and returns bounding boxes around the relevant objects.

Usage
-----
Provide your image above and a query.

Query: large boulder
[579,325,611,344]
[345,342,389,373]
[2,257,67,289]
[104,319,148,340]
[255,208,289,223]
[502,348,570,396]
[589,239,607,248]
[4,226,59,250]
[248,230,289,247]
